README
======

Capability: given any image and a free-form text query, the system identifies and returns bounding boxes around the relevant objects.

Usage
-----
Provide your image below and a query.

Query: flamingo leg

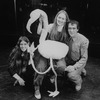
[47,58,59,97]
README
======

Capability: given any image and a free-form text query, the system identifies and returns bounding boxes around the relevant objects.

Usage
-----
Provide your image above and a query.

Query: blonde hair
[54,10,70,24]
[48,10,69,42]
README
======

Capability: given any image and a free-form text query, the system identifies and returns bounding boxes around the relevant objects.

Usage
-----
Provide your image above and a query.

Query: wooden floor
[0,44,100,100]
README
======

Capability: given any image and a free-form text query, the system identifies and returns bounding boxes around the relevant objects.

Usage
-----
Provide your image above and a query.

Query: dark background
[0,0,100,58]
[0,1,100,100]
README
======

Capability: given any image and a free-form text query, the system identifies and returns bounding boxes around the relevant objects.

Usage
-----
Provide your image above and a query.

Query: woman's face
[57,13,66,26]
[20,40,29,52]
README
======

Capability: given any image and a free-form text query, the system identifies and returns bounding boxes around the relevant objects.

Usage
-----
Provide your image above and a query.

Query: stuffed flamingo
[26,9,69,97]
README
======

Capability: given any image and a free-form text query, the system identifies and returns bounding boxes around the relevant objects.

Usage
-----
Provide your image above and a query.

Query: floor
[0,43,100,100]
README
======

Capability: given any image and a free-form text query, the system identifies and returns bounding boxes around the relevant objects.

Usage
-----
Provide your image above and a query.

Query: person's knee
[68,71,80,81]
[57,58,66,67]
[68,72,82,84]
[54,66,65,76]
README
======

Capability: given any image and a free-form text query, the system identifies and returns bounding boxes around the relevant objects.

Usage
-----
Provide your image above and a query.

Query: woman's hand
[13,74,25,86]
[18,78,25,86]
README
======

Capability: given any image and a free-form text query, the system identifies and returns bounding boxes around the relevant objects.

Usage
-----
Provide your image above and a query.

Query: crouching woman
[8,36,34,87]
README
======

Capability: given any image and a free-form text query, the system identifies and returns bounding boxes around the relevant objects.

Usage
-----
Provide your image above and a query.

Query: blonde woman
[28,9,70,99]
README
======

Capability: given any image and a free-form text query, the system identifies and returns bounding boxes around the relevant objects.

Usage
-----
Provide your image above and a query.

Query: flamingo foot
[47,90,60,97]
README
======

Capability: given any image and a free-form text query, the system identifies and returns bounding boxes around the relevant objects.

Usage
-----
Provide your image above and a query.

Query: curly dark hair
[8,36,30,76]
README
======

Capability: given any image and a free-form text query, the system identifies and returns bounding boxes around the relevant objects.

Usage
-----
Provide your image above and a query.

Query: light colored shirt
[68,33,89,69]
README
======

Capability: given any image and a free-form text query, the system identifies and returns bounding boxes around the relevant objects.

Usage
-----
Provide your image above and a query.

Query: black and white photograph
[0,0,100,100]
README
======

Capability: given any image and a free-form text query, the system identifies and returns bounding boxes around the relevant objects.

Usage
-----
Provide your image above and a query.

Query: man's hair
[68,20,80,30]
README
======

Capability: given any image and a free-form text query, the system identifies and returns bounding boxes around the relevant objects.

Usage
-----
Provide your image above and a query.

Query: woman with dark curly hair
[8,36,34,87]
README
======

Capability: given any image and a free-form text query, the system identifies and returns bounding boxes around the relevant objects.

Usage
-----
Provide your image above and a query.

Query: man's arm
[73,39,89,69]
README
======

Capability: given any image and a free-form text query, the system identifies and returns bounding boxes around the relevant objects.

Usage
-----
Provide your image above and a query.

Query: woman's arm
[13,73,22,80]
[39,24,53,43]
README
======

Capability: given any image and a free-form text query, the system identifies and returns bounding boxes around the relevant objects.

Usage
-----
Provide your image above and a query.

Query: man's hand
[65,65,75,72]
